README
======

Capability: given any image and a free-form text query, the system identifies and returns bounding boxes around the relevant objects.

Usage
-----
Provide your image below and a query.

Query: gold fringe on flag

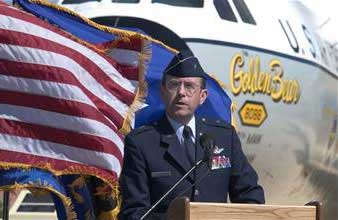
[120,39,152,135]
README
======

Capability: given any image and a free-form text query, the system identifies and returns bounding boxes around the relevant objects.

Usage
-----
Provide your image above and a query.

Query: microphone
[199,133,215,169]
[140,134,215,220]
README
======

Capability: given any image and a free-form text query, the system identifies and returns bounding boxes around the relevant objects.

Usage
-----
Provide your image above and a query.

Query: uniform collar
[166,114,196,144]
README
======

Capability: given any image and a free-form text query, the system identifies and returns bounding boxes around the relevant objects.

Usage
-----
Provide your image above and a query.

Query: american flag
[0,3,143,187]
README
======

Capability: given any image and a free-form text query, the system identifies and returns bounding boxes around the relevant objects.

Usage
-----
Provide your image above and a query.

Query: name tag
[211,155,231,170]
[151,171,171,178]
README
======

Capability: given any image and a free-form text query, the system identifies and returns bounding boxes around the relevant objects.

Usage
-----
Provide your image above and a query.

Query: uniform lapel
[195,118,205,161]
[158,116,191,173]
[195,118,210,177]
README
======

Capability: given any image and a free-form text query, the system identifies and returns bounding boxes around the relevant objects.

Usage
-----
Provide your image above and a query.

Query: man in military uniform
[119,51,265,220]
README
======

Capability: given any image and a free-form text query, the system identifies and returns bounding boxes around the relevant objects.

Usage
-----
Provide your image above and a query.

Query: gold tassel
[68,176,86,203]
[94,184,121,220]
[85,209,93,220]
[97,210,118,220]
[119,39,152,135]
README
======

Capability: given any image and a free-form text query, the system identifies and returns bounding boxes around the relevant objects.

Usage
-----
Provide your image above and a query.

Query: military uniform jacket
[119,116,265,220]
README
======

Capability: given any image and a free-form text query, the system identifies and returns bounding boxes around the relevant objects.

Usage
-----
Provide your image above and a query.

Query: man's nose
[177,83,186,96]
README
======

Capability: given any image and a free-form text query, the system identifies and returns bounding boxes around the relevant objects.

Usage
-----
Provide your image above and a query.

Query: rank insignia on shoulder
[211,155,231,170]
[201,118,231,129]
[213,145,224,154]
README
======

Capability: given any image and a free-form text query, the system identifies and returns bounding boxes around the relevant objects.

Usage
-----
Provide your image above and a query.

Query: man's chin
[173,111,189,117]
[170,111,193,122]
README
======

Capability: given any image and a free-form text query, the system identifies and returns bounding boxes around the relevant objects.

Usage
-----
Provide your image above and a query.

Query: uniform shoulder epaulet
[130,125,154,136]
[200,117,232,129]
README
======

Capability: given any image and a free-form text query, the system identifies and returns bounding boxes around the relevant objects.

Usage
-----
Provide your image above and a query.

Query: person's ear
[199,89,208,105]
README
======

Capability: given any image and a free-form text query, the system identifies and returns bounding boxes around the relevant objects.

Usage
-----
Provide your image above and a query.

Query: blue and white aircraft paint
[5,0,338,219]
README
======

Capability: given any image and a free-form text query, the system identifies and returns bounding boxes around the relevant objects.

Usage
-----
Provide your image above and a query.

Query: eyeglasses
[165,80,201,97]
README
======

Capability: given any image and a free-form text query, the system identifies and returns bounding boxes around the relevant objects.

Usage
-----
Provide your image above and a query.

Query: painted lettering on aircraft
[230,53,300,104]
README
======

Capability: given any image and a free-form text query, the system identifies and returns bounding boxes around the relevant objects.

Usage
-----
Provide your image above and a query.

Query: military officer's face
[161,75,208,124]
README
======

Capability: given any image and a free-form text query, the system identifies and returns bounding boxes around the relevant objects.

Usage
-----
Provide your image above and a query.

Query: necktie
[183,125,195,165]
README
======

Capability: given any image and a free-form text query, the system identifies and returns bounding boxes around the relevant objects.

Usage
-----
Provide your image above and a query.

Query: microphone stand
[191,143,197,202]
[140,159,204,220]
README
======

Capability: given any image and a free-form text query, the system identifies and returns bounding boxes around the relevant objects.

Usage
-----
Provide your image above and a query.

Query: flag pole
[2,191,9,220]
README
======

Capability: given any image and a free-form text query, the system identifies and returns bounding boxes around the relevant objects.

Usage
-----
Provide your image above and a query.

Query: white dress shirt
[166,114,196,144]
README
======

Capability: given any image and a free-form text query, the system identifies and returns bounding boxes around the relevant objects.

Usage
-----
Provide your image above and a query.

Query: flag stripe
[0,149,118,179]
[0,5,140,80]
[0,60,127,128]
[114,38,143,51]
[0,59,81,85]
[0,11,135,94]
[0,12,135,110]
[0,118,123,162]
[0,88,125,143]
[0,28,135,106]
[117,65,139,81]
[99,47,141,80]
[0,74,95,107]
[97,37,143,51]
[0,133,121,173]
[108,48,139,66]
[0,104,124,153]
[0,43,126,127]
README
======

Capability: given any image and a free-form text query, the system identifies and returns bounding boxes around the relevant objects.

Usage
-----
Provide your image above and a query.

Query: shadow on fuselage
[92,16,189,51]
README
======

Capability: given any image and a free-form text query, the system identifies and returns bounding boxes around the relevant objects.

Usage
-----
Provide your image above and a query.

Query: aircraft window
[21,193,53,203]
[232,0,256,25]
[17,205,55,212]
[62,0,99,4]
[213,0,237,22]
[152,0,203,8]
[16,193,55,213]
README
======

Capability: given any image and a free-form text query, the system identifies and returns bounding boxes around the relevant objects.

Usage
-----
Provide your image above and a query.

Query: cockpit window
[232,0,256,25]
[213,0,237,22]
[152,0,203,8]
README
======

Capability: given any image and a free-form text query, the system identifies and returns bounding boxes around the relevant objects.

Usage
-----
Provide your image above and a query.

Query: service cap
[164,50,206,79]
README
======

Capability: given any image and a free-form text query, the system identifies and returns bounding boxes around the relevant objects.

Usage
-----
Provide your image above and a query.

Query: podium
[166,197,322,220]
